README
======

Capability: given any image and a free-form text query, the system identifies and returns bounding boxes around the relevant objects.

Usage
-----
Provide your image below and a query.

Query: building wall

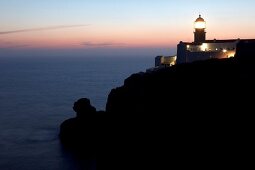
[155,55,177,67]
[203,42,237,52]
[163,56,177,66]
[187,42,237,52]
[185,51,231,63]
[177,41,238,64]
[177,42,187,64]
[155,56,164,67]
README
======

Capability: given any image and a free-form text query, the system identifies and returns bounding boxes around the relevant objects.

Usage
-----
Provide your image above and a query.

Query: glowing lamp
[194,15,206,29]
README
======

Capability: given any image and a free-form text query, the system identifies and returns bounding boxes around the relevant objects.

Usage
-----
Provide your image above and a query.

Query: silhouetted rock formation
[59,98,101,158]
[60,41,254,168]
[107,40,255,114]
[101,41,254,169]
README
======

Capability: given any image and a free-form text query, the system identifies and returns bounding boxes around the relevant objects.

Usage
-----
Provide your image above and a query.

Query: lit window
[201,43,208,51]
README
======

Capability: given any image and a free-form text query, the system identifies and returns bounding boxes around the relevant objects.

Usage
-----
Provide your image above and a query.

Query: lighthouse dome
[195,15,205,22]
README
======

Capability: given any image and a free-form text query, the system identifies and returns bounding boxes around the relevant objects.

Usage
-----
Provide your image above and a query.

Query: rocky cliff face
[100,41,254,169]
[61,41,255,169]
[107,58,238,114]
[106,41,255,115]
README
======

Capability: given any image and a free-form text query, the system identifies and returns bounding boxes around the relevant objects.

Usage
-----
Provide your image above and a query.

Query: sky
[1,0,255,57]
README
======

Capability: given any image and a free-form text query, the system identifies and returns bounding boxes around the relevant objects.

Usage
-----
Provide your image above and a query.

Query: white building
[177,15,245,64]
[155,55,177,67]
[153,14,254,68]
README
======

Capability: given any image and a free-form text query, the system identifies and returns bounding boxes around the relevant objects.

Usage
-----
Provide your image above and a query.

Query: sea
[0,56,153,170]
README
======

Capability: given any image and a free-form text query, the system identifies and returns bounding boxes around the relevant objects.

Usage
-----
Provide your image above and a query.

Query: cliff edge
[106,41,255,114]
[60,41,255,169]
[100,41,254,169]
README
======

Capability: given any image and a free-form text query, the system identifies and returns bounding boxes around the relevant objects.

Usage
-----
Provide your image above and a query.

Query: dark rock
[59,98,99,158]
[102,42,255,169]
[60,41,255,168]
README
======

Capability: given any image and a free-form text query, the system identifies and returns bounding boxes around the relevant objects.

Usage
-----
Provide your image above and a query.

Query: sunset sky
[1,0,255,57]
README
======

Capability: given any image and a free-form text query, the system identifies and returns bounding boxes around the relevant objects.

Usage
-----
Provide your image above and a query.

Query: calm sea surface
[0,56,153,170]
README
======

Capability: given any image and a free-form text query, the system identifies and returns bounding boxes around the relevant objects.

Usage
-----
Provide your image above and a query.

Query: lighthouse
[194,15,206,43]
[176,14,242,64]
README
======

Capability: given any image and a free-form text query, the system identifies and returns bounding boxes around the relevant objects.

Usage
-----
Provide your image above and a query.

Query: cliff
[60,41,255,169]
[100,41,254,169]
[106,41,255,114]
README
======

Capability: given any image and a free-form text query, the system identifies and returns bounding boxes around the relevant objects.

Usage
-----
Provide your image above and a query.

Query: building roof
[180,39,255,45]
[204,39,238,43]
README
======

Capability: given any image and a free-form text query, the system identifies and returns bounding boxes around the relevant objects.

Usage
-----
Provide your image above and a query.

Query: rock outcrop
[59,98,106,159]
